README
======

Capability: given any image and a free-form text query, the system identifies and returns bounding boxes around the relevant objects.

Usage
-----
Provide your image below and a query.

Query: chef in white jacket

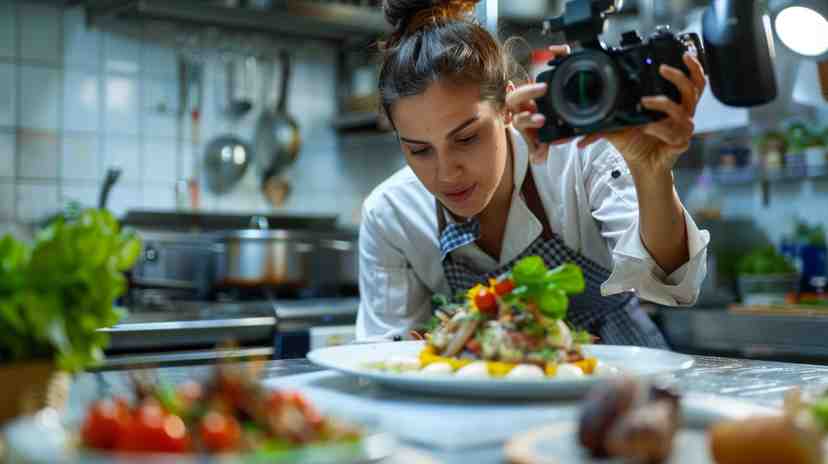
[357,0,709,347]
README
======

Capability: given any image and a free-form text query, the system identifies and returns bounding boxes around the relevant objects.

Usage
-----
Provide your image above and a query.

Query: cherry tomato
[474,288,498,315]
[81,398,132,450]
[494,278,515,296]
[116,400,190,453]
[115,401,164,452]
[200,411,242,452]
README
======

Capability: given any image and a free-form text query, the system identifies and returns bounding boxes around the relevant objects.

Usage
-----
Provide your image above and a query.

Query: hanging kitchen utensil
[221,53,257,118]
[262,175,291,207]
[204,135,252,194]
[98,167,122,210]
[254,50,301,182]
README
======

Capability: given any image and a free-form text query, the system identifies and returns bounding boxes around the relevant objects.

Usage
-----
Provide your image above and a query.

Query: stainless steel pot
[217,229,316,288]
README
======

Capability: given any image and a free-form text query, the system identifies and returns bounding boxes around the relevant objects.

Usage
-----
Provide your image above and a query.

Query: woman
[356,0,710,347]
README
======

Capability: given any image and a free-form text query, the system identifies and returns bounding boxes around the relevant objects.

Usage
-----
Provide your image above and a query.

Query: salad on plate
[370,256,619,380]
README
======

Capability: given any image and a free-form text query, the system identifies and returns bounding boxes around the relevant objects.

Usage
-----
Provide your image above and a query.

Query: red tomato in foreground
[200,411,242,452]
[115,401,189,453]
[474,288,498,315]
[81,398,132,450]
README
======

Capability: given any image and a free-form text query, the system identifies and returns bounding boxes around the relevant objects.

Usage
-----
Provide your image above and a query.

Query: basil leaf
[512,256,548,287]
[538,286,568,319]
[545,263,585,295]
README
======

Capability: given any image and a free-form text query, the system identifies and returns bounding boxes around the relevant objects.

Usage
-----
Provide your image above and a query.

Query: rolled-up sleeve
[586,145,710,306]
[355,203,433,341]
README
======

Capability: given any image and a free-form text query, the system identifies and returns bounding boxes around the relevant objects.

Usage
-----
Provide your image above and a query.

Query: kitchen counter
[59,353,828,463]
[656,307,828,363]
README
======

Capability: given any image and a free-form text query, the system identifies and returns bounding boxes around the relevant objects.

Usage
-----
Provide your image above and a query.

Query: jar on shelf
[756,131,786,171]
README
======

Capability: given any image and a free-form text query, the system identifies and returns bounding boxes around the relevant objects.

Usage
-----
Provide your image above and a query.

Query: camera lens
[563,70,604,110]
[549,50,620,128]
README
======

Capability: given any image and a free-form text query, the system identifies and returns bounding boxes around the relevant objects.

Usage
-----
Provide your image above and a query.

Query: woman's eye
[457,134,478,145]
[410,146,432,156]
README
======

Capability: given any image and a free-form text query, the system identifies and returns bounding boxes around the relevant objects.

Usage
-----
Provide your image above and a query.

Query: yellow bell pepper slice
[486,362,516,378]
[572,357,598,375]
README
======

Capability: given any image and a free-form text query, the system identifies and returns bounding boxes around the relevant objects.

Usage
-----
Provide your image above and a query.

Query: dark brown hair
[378,0,525,128]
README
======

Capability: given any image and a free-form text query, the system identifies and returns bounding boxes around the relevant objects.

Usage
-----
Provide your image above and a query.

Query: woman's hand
[505,45,571,164]
[579,53,707,176]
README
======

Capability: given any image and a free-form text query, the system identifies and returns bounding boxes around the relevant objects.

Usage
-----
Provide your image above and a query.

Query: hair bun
[383,0,479,35]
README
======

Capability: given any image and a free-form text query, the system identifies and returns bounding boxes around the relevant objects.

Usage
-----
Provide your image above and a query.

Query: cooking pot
[217,229,316,289]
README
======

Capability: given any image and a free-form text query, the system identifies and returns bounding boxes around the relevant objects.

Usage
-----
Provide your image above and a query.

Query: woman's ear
[503,81,517,125]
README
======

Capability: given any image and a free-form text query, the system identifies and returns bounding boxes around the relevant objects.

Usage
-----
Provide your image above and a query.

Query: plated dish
[371,256,615,380]
[3,362,394,464]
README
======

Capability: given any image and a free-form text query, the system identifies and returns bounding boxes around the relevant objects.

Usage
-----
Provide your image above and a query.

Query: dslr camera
[534,0,705,143]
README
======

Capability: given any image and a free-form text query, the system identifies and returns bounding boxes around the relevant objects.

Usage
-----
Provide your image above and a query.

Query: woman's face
[391,80,510,219]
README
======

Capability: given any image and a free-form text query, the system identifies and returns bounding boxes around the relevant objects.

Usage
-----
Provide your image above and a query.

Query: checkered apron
[436,169,668,348]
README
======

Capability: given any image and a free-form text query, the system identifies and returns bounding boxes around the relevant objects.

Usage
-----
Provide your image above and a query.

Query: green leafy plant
[0,209,141,372]
[795,221,827,248]
[737,246,797,276]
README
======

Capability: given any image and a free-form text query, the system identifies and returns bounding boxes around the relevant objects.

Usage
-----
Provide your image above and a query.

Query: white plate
[307,341,695,400]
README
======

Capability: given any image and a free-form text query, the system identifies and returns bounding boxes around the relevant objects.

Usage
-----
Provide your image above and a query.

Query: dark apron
[436,167,668,348]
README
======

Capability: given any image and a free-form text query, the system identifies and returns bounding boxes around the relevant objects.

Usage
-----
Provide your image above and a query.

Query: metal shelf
[686,165,828,186]
[84,0,389,44]
[332,110,393,133]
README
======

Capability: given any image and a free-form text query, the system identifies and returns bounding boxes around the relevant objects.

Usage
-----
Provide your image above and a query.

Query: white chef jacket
[356,127,709,340]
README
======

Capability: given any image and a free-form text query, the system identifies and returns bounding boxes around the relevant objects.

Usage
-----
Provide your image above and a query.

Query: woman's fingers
[641,96,691,125]
[684,52,707,98]
[658,65,698,116]
[548,44,572,57]
[506,83,547,113]
[513,111,545,131]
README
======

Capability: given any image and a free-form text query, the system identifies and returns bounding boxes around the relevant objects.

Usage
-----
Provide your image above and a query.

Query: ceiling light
[774,4,828,59]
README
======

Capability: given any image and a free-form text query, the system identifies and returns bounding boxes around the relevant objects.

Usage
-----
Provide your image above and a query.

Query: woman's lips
[442,184,477,205]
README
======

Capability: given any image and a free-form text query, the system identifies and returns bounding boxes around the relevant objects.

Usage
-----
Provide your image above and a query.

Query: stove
[99,297,359,369]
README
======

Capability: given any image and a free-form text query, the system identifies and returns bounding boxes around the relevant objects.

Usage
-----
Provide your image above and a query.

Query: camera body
[535,0,704,143]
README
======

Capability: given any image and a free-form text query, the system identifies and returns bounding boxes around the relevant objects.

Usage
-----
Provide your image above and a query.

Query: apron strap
[521,167,554,241]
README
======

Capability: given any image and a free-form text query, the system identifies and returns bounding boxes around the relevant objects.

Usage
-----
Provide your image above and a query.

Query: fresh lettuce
[0,209,140,372]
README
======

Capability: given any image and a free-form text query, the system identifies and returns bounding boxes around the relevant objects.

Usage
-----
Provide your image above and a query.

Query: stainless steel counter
[64,353,828,463]
[656,307,828,363]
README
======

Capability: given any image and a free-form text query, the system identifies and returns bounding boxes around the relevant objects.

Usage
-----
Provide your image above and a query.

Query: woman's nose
[435,152,461,183]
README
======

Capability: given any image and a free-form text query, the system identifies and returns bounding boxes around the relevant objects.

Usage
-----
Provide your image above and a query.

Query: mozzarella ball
[455,362,490,378]
[555,363,585,379]
[421,362,453,376]
[506,364,545,380]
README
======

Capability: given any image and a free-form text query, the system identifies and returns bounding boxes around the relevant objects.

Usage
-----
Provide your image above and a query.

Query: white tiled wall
[1,1,406,231]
